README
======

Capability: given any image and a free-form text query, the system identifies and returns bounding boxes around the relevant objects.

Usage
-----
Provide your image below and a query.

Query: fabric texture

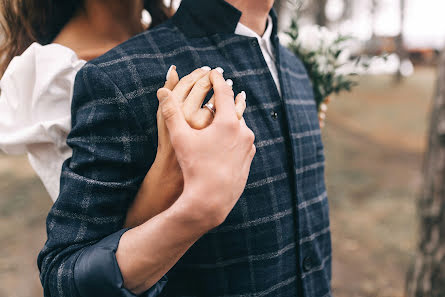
[38,0,332,296]
[0,42,85,201]
[235,16,281,95]
[74,229,168,297]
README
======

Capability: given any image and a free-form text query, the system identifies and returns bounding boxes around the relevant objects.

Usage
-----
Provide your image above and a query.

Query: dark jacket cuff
[74,228,168,297]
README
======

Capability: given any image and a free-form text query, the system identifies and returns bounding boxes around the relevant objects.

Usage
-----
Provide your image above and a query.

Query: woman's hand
[124,66,247,228]
[157,70,256,228]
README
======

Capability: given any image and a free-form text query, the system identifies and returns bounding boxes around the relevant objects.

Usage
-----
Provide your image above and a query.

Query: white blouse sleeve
[0,43,86,201]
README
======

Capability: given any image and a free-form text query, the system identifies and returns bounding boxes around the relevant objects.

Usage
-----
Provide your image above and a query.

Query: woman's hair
[0,0,171,76]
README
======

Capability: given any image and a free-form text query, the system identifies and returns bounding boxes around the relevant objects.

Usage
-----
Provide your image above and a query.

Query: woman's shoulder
[0,42,85,155]
[1,42,86,100]
[2,42,86,85]
[15,42,83,63]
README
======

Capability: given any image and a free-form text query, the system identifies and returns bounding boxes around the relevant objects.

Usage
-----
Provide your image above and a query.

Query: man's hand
[124,67,248,228]
[116,70,255,294]
[157,69,256,229]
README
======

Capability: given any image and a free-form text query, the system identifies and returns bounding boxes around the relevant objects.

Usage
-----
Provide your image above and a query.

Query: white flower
[297,25,339,54]
[318,26,338,49]
[297,25,322,53]
[316,55,334,74]
[286,18,373,105]
[337,48,351,65]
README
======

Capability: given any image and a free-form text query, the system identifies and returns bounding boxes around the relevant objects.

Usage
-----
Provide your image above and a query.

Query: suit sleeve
[37,63,167,297]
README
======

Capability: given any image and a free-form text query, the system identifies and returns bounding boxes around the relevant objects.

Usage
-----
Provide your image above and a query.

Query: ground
[326,67,435,297]
[0,67,436,297]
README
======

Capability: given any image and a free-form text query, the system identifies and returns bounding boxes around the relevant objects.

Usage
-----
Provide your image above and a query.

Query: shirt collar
[235,16,276,59]
[235,16,274,41]
[172,0,279,39]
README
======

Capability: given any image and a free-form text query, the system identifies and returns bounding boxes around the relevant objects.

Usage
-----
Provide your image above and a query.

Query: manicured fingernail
[201,66,211,71]
[240,91,246,100]
[320,103,328,112]
[226,79,233,87]
[166,65,176,81]
[215,67,224,74]
[319,112,326,120]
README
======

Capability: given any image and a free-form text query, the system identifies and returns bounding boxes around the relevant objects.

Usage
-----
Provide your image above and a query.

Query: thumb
[157,88,189,140]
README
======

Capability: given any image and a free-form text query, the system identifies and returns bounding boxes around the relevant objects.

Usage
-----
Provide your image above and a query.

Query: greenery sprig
[286,20,365,108]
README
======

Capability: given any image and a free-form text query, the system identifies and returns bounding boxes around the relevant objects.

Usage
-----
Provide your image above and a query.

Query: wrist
[169,187,226,232]
[150,156,183,194]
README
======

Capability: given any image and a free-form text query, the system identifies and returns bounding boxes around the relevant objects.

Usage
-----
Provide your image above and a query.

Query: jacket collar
[172,0,278,38]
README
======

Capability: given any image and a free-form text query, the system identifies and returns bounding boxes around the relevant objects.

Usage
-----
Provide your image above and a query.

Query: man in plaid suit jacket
[38,0,332,296]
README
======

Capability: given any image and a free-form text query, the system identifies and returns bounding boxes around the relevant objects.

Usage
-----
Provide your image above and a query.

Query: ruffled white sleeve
[0,43,86,201]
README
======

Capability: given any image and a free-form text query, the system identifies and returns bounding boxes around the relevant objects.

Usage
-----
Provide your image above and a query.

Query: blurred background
[0,0,444,296]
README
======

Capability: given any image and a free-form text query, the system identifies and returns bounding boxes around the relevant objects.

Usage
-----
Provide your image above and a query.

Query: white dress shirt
[0,43,85,201]
[235,16,281,96]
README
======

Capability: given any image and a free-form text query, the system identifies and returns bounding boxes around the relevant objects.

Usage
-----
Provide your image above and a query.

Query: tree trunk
[406,51,445,296]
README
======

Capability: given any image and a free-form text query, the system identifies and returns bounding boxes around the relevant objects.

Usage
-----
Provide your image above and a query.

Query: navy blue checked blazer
[38,1,332,296]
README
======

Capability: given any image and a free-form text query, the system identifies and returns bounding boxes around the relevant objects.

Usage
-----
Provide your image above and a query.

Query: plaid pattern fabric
[38,1,331,296]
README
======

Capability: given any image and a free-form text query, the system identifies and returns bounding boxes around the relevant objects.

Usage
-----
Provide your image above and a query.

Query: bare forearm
[124,157,183,228]
[117,191,209,294]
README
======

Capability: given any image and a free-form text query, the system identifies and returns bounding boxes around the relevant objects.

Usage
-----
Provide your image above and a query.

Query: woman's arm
[124,66,247,228]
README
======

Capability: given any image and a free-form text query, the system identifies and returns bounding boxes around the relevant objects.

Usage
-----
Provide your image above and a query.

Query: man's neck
[225,0,274,36]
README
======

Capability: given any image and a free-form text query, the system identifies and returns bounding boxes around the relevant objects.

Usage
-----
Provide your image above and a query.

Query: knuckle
[182,74,195,85]
[245,129,255,143]
[193,116,209,130]
[241,100,247,110]
[161,103,177,120]
[183,110,192,123]
[196,78,211,89]
[188,69,205,81]
[194,68,207,76]
[222,118,239,131]
[221,86,234,98]
[236,110,243,120]
[250,145,257,158]
[188,116,199,129]
[210,69,222,78]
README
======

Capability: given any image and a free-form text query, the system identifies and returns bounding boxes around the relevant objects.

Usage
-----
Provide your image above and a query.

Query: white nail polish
[166,65,175,81]
[201,66,211,71]
[320,103,328,112]
[215,67,224,74]
[240,91,246,100]
[226,79,233,87]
